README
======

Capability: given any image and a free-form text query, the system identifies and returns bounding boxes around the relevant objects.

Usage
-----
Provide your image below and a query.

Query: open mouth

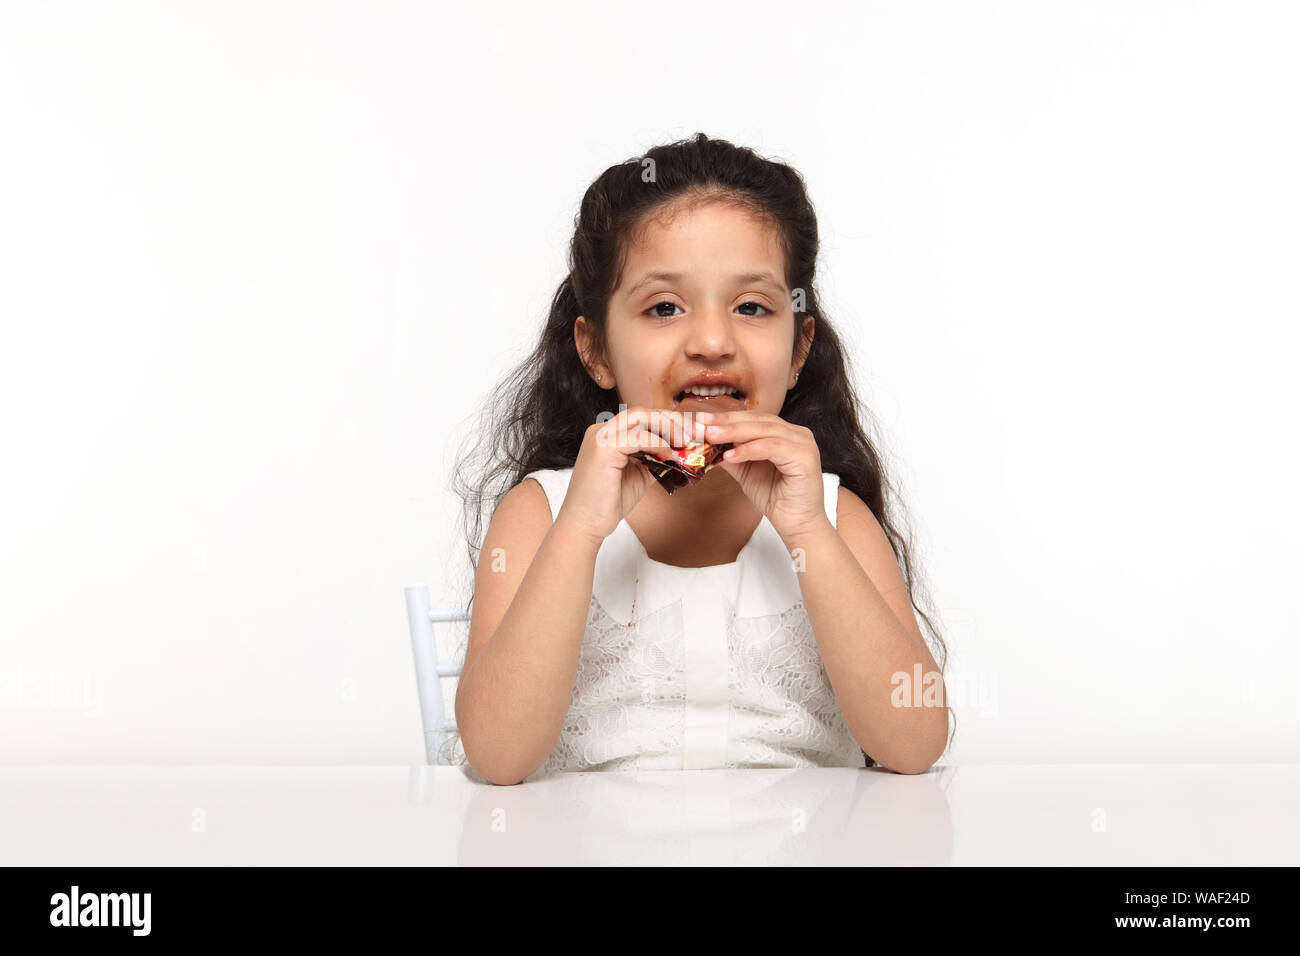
[672,387,747,407]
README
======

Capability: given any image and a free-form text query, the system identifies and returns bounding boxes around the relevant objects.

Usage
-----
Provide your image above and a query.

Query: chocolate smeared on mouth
[631,439,733,495]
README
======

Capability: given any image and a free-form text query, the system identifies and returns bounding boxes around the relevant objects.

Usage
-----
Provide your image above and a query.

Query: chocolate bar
[631,439,733,495]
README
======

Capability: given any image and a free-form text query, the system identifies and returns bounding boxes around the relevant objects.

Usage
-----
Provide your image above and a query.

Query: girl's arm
[454,479,603,785]
[783,487,950,774]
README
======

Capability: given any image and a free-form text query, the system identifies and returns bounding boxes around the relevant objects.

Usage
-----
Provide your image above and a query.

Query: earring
[596,373,601,381]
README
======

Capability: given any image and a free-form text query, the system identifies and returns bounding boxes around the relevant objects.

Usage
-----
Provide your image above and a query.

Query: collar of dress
[590,514,807,626]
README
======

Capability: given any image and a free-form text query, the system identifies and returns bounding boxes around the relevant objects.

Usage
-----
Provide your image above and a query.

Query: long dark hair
[448,132,953,768]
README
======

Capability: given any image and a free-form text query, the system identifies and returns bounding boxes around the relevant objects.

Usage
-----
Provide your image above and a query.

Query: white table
[1,764,1295,865]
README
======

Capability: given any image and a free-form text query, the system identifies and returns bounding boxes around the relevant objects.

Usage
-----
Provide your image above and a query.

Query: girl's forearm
[455,517,602,785]
[783,518,949,774]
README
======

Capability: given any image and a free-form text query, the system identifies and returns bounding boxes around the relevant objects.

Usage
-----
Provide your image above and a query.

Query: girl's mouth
[672,389,747,410]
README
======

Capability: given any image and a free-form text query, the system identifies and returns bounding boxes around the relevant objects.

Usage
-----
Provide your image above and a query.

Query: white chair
[404,584,468,766]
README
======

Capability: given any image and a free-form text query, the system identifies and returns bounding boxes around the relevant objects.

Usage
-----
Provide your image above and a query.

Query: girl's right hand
[556,405,705,546]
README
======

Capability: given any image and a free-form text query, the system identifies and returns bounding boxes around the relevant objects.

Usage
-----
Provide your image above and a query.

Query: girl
[449,133,952,784]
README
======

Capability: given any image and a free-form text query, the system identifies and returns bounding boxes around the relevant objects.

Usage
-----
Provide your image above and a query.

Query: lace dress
[510,467,868,779]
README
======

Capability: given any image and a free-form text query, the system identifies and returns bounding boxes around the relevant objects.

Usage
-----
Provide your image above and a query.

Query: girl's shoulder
[518,467,575,522]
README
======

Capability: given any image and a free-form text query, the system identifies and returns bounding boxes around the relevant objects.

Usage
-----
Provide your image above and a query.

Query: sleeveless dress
[514,467,867,779]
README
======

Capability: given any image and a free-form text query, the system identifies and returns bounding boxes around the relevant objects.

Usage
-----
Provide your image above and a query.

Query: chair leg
[405,584,448,766]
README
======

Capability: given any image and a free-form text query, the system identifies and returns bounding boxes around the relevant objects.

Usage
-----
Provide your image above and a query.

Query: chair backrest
[405,584,468,765]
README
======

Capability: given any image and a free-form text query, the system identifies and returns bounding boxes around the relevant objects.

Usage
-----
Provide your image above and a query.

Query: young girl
[449,133,952,784]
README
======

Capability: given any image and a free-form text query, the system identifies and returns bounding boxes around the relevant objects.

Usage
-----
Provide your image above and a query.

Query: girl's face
[575,200,813,419]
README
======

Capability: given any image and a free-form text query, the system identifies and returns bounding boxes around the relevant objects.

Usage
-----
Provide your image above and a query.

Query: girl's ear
[574,314,613,387]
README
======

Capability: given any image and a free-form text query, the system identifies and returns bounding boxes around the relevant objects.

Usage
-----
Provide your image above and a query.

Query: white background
[2,0,1296,764]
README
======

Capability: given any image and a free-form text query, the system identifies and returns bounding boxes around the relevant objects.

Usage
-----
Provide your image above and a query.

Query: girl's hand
[699,411,831,544]
[556,405,704,546]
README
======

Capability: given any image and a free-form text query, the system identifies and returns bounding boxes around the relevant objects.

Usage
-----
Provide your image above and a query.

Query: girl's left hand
[698,411,830,544]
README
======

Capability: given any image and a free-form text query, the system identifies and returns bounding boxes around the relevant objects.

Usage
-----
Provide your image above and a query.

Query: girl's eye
[646,300,682,321]
[644,300,773,321]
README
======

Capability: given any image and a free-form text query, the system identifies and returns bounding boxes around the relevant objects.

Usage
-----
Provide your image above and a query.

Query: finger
[648,408,693,448]
[722,436,807,470]
[605,407,666,449]
[623,422,675,457]
[715,457,742,479]
[695,410,780,426]
[623,406,697,448]
[597,412,671,455]
[703,417,798,445]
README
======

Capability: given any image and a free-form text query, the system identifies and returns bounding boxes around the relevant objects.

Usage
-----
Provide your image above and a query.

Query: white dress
[514,466,867,778]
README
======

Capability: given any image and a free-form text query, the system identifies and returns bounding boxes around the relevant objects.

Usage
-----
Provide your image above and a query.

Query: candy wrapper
[631,439,733,495]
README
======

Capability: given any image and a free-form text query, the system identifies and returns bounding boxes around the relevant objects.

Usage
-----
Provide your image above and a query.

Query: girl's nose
[683,306,737,358]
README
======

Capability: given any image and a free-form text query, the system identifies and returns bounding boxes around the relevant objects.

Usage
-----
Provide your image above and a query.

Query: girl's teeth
[682,386,737,397]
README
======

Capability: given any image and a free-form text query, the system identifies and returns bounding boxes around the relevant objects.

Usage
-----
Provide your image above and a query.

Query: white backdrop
[2,0,1296,764]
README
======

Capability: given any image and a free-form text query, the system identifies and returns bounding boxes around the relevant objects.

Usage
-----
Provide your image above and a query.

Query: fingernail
[695,412,714,423]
